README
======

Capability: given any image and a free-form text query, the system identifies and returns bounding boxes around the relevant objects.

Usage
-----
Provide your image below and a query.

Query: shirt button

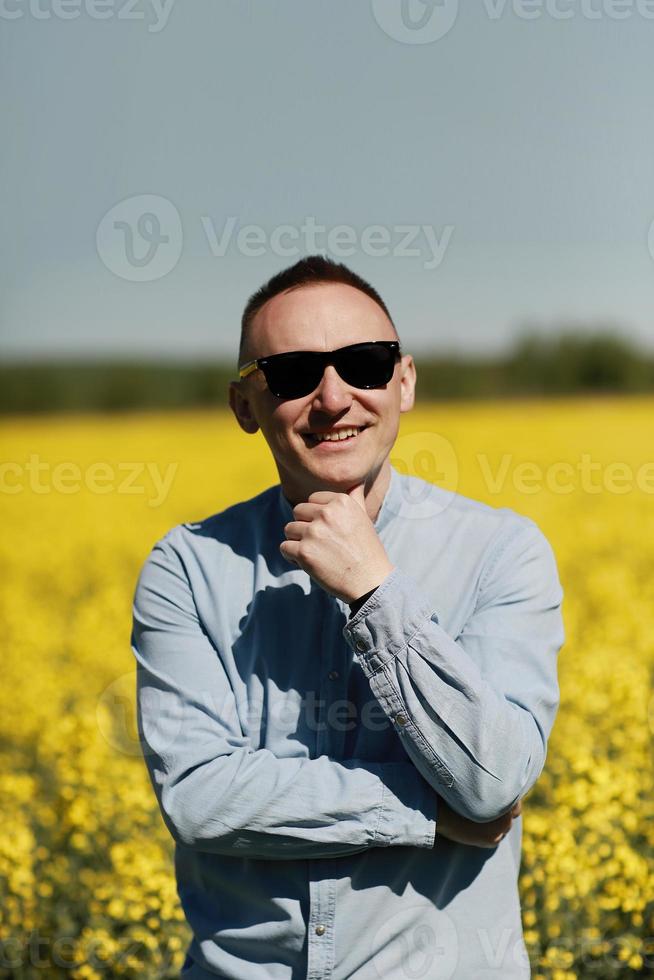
[355,639,367,652]
[394,713,408,727]
[328,670,339,680]
[315,924,326,936]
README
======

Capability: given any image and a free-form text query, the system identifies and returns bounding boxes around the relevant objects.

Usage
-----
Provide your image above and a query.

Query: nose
[310,364,353,415]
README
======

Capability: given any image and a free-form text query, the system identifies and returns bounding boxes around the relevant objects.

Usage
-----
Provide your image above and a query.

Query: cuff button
[394,713,408,726]
[355,640,367,652]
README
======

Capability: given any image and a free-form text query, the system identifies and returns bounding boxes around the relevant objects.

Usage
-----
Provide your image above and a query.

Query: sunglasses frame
[238,340,402,399]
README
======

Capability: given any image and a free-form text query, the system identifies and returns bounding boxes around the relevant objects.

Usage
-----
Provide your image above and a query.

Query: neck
[281,459,392,524]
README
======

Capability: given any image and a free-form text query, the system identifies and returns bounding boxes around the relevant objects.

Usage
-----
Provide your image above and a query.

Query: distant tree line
[1,330,653,414]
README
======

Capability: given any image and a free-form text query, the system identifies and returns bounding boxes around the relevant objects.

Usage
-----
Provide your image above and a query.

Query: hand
[279,484,394,603]
[434,795,523,849]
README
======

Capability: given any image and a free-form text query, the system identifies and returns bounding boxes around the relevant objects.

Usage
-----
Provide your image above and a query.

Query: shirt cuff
[342,566,436,674]
[348,586,379,618]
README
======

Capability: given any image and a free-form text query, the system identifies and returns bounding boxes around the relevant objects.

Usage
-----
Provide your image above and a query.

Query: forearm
[132,535,438,860]
[343,529,563,823]
[140,730,437,859]
[347,580,530,821]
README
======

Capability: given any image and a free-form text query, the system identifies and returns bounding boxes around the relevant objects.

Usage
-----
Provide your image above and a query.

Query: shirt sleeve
[348,586,380,618]
[130,533,437,860]
[342,520,565,824]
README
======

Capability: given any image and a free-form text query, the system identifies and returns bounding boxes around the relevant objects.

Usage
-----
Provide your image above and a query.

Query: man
[131,255,564,979]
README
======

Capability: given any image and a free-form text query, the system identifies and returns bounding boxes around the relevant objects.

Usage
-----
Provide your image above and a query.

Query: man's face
[229,282,416,503]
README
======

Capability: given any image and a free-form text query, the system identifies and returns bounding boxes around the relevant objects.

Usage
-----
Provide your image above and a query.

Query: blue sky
[1,0,653,362]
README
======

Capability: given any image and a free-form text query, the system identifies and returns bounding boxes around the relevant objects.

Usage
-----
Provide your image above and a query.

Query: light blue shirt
[131,465,564,979]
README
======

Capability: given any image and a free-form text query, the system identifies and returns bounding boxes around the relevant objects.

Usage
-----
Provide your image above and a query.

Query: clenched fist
[280,484,394,603]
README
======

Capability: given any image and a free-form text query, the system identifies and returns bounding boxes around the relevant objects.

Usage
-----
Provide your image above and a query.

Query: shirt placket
[306,591,343,980]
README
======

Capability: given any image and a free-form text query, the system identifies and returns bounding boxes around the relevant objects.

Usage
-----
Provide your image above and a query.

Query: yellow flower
[2,397,652,976]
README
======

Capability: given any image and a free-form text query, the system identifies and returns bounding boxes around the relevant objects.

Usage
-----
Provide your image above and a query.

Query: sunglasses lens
[263,353,322,399]
[337,344,397,388]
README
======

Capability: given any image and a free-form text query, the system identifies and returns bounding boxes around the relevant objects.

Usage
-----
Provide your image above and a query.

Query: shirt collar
[277,464,401,534]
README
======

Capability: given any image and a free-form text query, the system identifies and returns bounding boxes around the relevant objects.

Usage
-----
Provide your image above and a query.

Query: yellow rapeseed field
[1,396,653,979]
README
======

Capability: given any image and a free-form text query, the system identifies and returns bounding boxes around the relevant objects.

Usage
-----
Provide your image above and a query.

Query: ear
[229,380,260,434]
[398,354,416,414]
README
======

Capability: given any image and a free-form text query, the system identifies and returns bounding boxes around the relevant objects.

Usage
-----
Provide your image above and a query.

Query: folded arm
[130,534,437,859]
[343,520,565,823]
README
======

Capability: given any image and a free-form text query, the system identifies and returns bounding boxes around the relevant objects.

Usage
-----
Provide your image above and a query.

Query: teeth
[313,426,362,443]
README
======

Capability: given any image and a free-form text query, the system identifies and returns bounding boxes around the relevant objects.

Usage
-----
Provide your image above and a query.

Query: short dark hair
[238,254,397,368]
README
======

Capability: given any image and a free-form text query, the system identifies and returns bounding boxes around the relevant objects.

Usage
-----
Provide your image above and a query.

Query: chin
[312,467,368,493]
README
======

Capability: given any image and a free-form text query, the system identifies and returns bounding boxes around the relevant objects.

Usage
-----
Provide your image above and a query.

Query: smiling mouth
[302,425,368,447]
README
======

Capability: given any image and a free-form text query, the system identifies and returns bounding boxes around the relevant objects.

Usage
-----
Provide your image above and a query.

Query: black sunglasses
[238,341,401,400]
